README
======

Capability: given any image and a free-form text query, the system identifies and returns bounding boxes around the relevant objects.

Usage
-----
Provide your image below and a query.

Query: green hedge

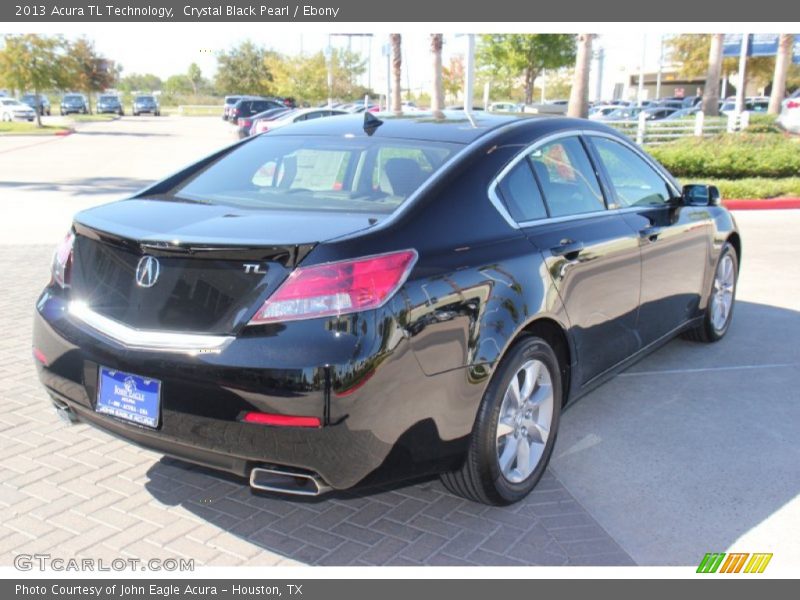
[648,133,800,179]
[680,177,800,199]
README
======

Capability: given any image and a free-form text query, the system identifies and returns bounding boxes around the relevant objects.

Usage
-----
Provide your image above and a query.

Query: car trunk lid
[69,199,378,335]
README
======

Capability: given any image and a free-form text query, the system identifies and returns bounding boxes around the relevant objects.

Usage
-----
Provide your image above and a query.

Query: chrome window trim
[68,302,234,355]
[487,128,682,230]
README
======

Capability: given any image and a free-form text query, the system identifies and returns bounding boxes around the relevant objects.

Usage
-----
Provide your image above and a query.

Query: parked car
[21,93,51,116]
[237,107,291,139]
[230,98,283,124]
[640,107,679,120]
[132,95,160,116]
[222,95,242,120]
[33,112,740,505]
[720,99,769,116]
[252,108,348,134]
[60,93,89,115]
[777,89,800,133]
[488,102,522,113]
[97,94,124,116]
[664,107,700,120]
[600,107,644,121]
[681,96,702,108]
[0,98,36,121]
[588,106,619,120]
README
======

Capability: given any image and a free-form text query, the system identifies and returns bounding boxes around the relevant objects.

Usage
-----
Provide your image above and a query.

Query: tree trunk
[390,34,402,113]
[768,34,794,115]
[702,34,724,117]
[430,34,444,112]
[524,68,533,105]
[567,34,593,118]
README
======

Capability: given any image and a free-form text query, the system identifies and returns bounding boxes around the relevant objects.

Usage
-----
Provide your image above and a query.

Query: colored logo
[697,552,773,573]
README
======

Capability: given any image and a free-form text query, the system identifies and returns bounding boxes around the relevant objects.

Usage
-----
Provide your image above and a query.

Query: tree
[66,37,116,113]
[769,34,795,115]
[117,73,162,93]
[390,34,402,112]
[442,55,464,103]
[187,63,203,96]
[477,34,576,104]
[0,34,70,127]
[667,34,777,93]
[567,34,593,118]
[702,34,724,116]
[215,40,273,96]
[430,34,444,112]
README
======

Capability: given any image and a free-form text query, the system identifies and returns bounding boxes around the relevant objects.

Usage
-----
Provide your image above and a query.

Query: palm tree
[567,34,593,119]
[390,34,402,112]
[430,34,444,112]
[768,34,794,115]
[702,34,724,117]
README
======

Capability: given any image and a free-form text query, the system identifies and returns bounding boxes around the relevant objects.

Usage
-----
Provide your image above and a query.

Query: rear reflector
[32,347,48,366]
[249,249,417,325]
[241,412,321,428]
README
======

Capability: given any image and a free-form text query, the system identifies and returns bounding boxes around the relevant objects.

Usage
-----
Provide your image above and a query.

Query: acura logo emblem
[135,256,160,288]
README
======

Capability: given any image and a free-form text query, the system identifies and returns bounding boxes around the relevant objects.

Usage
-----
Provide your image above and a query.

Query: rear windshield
[225,97,240,104]
[99,95,117,101]
[63,95,82,101]
[164,135,461,214]
[136,96,155,102]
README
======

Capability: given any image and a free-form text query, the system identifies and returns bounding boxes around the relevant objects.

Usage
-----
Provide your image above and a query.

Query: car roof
[267,110,546,144]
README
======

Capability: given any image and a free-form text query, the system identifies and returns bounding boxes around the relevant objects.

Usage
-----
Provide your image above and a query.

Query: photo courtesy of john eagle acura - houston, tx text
[32,111,740,505]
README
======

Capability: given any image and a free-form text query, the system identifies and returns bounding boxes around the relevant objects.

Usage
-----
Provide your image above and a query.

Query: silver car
[0,98,36,122]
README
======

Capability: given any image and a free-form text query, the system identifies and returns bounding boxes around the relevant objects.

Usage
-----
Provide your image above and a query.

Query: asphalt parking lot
[1,116,798,567]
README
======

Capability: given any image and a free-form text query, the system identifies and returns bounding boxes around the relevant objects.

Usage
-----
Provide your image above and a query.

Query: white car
[777,89,800,134]
[251,107,347,135]
[488,102,520,113]
[0,98,36,122]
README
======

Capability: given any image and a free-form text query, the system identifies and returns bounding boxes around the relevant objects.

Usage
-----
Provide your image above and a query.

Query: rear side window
[496,161,548,222]
[590,137,673,207]
[528,137,605,217]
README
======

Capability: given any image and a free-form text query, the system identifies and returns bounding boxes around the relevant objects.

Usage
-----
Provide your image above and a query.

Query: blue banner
[723,33,799,60]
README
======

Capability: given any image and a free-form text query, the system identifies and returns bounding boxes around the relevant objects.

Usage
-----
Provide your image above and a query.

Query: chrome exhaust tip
[51,397,79,425]
[249,466,332,497]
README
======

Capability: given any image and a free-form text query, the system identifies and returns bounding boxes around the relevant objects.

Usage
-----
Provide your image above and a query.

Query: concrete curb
[723,198,800,210]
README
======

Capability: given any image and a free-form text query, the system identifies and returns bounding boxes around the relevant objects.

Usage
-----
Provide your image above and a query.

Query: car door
[585,134,712,345]
[493,134,642,385]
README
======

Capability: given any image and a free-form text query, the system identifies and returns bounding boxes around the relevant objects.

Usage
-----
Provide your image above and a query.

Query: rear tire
[682,242,738,343]
[440,336,562,505]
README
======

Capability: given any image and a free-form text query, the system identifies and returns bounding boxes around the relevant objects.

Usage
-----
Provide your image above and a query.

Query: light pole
[637,33,647,106]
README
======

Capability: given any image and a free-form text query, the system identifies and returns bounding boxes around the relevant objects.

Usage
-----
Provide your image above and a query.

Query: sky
[1,23,783,100]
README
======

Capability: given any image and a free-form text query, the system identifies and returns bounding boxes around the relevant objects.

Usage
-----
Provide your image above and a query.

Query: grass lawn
[0,122,71,136]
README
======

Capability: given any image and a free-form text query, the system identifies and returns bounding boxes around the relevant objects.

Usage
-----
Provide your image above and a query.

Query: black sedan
[132,95,160,116]
[60,94,89,115]
[33,112,740,505]
[97,94,124,116]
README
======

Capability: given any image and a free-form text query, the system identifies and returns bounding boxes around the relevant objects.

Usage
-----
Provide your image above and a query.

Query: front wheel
[441,336,562,505]
[683,242,738,343]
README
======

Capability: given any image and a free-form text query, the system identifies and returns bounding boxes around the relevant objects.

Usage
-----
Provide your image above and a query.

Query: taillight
[52,231,75,288]
[248,249,417,325]
[787,100,800,110]
[255,121,269,133]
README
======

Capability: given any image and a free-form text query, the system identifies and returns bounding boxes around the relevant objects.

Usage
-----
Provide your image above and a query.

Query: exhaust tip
[51,397,80,425]
[250,466,331,497]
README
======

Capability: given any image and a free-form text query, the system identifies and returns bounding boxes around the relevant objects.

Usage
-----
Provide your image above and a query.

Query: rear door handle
[550,239,585,259]
[639,226,664,242]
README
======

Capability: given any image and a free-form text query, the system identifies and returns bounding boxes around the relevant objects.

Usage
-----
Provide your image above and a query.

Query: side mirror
[682,184,721,207]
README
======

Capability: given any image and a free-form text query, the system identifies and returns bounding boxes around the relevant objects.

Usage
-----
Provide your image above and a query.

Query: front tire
[441,336,562,505]
[683,242,738,343]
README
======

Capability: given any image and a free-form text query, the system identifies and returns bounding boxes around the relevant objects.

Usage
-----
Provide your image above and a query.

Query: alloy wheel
[495,359,554,483]
[710,254,735,332]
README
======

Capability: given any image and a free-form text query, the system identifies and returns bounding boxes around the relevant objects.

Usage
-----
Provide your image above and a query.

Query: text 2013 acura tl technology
[33,112,740,505]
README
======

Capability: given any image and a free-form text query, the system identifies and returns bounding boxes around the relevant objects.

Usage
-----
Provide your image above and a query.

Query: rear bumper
[33,290,478,489]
